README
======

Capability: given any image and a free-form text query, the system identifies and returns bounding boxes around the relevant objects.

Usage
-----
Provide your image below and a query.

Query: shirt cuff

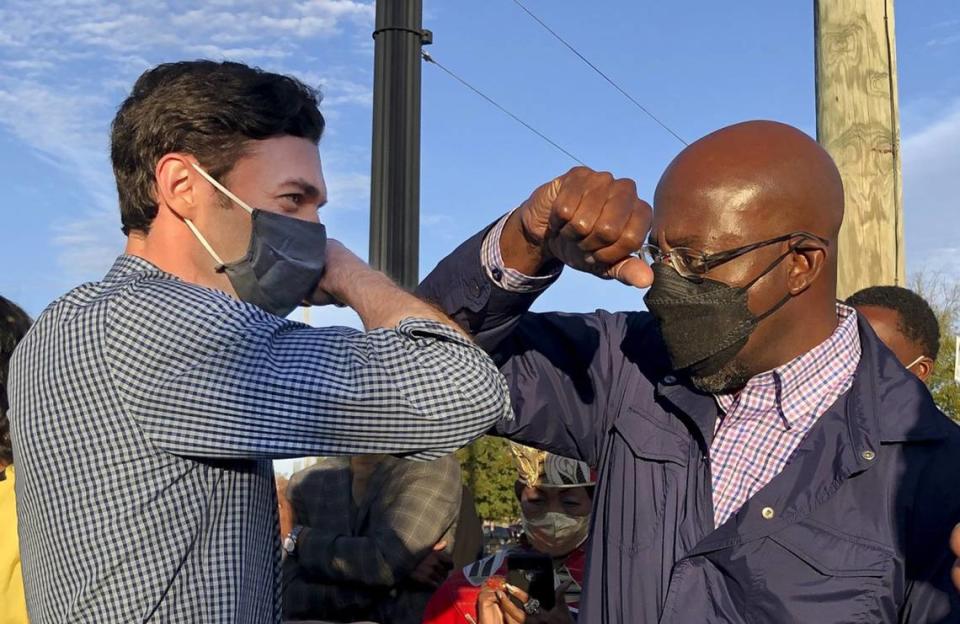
[481,212,562,293]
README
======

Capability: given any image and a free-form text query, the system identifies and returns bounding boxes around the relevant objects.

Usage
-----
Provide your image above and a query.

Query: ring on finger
[523,598,542,615]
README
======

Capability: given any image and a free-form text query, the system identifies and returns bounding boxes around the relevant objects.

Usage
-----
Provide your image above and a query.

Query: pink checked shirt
[482,214,864,530]
[710,304,861,527]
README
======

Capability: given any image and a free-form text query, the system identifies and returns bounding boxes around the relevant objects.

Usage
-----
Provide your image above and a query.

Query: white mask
[522,511,590,558]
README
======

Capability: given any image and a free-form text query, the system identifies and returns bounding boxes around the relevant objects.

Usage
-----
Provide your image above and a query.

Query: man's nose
[295,208,321,224]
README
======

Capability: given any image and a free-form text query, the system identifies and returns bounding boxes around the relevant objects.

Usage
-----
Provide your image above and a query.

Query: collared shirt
[9,255,511,624]
[282,454,461,624]
[710,305,861,527]
[481,217,861,526]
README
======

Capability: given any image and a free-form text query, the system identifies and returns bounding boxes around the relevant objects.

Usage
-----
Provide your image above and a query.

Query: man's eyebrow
[667,235,701,248]
[276,178,327,207]
[276,178,322,198]
[647,232,703,249]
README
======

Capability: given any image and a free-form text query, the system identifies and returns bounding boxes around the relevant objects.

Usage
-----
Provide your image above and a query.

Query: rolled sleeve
[106,278,513,461]
[481,212,562,293]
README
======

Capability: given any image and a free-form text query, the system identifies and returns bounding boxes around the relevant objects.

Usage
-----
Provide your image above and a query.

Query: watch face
[283,537,295,553]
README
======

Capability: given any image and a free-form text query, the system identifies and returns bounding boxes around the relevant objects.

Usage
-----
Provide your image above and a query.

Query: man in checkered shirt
[7,61,513,622]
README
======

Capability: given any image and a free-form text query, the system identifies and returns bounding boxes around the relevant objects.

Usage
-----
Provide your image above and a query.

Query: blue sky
[0,0,958,326]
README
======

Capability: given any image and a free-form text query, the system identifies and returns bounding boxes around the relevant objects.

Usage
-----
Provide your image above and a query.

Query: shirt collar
[103,254,168,282]
[715,304,862,430]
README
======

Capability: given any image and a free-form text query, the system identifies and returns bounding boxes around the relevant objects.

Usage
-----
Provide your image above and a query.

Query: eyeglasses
[640,231,830,282]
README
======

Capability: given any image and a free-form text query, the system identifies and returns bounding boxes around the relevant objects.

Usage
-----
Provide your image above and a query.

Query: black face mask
[643,251,794,378]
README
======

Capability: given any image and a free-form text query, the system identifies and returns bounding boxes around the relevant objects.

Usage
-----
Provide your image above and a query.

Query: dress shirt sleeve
[481,211,562,293]
[418,221,656,467]
[105,278,512,460]
[295,456,461,586]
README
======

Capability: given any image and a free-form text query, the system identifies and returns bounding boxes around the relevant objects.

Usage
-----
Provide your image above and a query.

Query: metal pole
[369,0,431,290]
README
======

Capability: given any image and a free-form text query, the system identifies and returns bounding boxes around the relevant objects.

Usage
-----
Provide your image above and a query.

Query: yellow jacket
[0,466,27,624]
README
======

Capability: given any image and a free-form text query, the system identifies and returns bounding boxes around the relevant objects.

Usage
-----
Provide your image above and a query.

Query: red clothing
[422,545,586,624]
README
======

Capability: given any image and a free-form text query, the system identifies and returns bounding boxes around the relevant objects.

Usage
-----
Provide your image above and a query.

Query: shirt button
[491,267,503,282]
[861,450,876,461]
[761,507,775,520]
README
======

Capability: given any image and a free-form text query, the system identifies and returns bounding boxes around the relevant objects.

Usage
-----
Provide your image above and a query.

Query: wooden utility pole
[814,0,905,298]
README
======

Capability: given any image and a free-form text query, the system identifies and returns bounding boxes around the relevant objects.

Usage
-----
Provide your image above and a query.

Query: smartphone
[506,552,556,612]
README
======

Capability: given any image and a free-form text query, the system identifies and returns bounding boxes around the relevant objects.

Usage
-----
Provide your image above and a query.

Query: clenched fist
[501,166,653,287]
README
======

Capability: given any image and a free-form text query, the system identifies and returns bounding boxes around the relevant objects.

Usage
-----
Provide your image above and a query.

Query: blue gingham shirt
[8,255,512,623]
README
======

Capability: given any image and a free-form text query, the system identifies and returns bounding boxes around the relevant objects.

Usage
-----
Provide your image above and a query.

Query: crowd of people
[1,59,960,623]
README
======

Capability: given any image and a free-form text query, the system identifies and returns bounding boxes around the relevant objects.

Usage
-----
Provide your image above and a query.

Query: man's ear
[911,356,935,384]
[786,245,827,295]
[155,154,201,221]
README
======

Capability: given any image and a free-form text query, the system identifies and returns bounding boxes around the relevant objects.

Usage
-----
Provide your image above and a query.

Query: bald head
[647,120,848,391]
[654,120,844,248]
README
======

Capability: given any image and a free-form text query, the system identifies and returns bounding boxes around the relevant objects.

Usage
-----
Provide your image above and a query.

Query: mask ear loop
[904,355,926,370]
[183,220,227,269]
[740,242,809,324]
[183,162,257,271]
[190,163,255,215]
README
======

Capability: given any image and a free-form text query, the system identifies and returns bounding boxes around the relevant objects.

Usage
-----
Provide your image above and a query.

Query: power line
[512,0,688,146]
[421,50,587,166]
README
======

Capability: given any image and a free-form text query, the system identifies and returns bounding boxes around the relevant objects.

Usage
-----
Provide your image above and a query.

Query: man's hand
[476,582,575,624]
[309,239,468,335]
[501,166,653,287]
[409,540,453,588]
[276,476,296,539]
[311,239,366,307]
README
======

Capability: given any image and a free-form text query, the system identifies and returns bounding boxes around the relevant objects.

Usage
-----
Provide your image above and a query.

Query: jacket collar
[667,314,950,558]
[656,312,948,452]
[856,314,949,444]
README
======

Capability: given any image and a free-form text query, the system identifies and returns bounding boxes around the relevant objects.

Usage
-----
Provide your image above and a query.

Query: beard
[689,358,752,395]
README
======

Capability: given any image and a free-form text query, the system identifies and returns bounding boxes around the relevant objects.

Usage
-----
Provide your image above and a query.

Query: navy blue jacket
[418,227,960,623]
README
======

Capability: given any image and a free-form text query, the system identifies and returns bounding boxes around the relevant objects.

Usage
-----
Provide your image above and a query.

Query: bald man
[418,121,960,623]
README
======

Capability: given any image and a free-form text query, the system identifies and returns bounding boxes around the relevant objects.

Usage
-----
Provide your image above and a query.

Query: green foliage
[456,436,520,523]
[912,273,960,422]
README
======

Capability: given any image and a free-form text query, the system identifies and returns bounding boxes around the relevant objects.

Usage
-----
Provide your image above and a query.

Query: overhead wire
[421,50,587,166]
[511,0,688,146]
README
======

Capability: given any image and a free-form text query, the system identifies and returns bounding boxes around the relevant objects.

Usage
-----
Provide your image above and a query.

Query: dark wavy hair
[110,60,325,235]
[1,295,31,473]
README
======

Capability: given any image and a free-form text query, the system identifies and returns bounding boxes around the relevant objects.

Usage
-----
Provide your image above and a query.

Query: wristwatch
[282,525,304,557]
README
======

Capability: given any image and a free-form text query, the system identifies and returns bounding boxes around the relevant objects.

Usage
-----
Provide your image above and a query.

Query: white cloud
[0,0,374,59]
[0,0,375,282]
[51,209,126,281]
[927,33,960,48]
[319,77,374,108]
[325,170,370,208]
[902,99,960,279]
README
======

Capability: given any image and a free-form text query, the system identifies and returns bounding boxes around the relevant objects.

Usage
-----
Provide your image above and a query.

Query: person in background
[452,485,484,570]
[847,285,940,382]
[280,454,462,624]
[0,296,30,624]
[424,444,594,624]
